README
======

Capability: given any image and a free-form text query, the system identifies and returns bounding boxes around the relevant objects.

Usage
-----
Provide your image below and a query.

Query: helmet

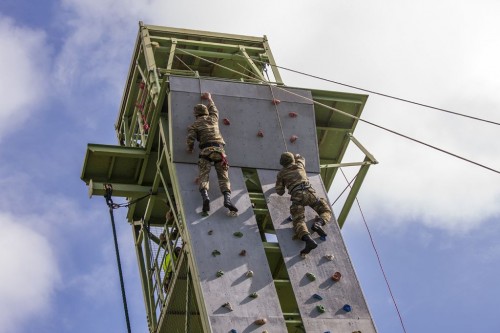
[280,152,295,166]
[194,104,208,116]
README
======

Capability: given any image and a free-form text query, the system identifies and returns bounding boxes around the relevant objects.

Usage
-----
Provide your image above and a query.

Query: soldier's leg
[198,158,211,212]
[304,191,329,239]
[291,201,317,256]
[311,197,332,224]
[213,153,237,212]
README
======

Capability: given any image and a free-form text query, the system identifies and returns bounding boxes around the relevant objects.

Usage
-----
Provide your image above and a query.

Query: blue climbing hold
[320,235,326,241]
[343,304,352,312]
[230,329,237,333]
[313,293,323,300]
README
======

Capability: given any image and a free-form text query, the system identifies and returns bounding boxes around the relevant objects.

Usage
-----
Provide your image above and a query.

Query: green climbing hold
[216,270,224,277]
[316,305,326,313]
[212,250,221,257]
[233,231,243,238]
[249,292,258,298]
[306,272,316,281]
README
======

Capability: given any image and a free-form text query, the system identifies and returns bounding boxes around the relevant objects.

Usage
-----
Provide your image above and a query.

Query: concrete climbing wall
[258,169,377,333]
[174,163,288,333]
[169,76,320,173]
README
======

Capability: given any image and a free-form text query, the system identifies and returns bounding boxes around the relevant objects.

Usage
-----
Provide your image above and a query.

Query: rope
[331,172,358,206]
[268,85,288,152]
[103,185,132,333]
[184,261,190,332]
[244,56,500,127]
[339,169,408,333]
[176,48,500,175]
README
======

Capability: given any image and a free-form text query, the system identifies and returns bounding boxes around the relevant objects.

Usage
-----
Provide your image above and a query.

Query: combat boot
[200,189,210,213]
[223,191,238,212]
[300,234,318,256]
[311,222,327,239]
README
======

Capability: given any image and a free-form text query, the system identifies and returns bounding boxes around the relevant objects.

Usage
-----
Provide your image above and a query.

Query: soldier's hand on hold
[201,92,212,101]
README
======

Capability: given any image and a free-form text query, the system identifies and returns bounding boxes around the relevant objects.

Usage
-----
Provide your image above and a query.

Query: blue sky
[0,0,499,332]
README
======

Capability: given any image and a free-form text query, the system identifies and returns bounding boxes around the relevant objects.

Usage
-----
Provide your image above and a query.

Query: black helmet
[280,152,295,166]
[194,104,208,116]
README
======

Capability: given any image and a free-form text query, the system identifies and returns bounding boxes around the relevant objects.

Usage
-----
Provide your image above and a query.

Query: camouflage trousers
[290,188,332,239]
[198,149,231,193]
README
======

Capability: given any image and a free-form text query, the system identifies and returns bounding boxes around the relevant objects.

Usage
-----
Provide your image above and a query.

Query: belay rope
[103,184,152,333]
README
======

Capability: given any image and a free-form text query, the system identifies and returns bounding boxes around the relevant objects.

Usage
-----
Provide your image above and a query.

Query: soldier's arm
[186,125,196,152]
[294,154,305,168]
[275,172,285,196]
[207,101,218,120]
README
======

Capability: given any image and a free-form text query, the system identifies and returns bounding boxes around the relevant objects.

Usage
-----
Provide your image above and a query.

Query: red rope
[340,169,408,333]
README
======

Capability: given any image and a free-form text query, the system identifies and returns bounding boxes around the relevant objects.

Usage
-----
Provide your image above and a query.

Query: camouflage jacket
[186,102,226,151]
[275,155,309,195]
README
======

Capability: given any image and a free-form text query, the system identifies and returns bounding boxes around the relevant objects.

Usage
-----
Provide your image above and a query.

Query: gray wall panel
[174,163,287,333]
[170,77,320,172]
[258,169,377,333]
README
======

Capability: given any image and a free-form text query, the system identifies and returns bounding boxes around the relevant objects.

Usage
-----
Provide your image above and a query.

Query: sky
[0,0,499,332]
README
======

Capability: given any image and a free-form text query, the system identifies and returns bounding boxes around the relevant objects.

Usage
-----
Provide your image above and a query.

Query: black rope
[104,184,132,333]
[245,56,500,127]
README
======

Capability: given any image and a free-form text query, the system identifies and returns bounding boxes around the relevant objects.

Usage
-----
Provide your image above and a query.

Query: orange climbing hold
[223,118,230,125]
[271,99,280,105]
[289,112,298,118]
[290,135,298,143]
[257,130,264,137]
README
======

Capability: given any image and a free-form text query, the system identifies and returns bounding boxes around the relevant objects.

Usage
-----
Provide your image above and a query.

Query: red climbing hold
[290,135,298,143]
[271,99,281,105]
[223,118,230,125]
[289,112,298,118]
[257,130,264,137]
[139,82,145,89]
[331,272,342,281]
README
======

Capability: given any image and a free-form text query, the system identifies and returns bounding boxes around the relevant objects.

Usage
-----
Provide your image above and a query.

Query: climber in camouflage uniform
[186,92,238,214]
[275,152,332,256]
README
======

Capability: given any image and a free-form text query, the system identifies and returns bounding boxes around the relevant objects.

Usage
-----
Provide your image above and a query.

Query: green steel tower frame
[81,22,377,333]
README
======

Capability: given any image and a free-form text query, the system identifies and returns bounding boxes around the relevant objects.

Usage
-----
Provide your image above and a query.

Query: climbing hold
[343,304,352,312]
[208,230,213,235]
[352,331,362,333]
[306,272,316,281]
[222,302,233,311]
[194,177,200,184]
[230,330,237,333]
[254,318,267,325]
[239,249,247,256]
[139,82,145,89]
[201,92,210,100]
[290,135,298,143]
[227,210,238,217]
[212,250,221,257]
[312,293,323,300]
[316,305,326,313]
[249,292,258,298]
[324,254,334,261]
[289,112,298,118]
[233,231,243,238]
[331,272,342,282]
[257,130,264,137]
[246,270,254,277]
[216,270,224,277]
[287,215,293,222]
[271,99,280,105]
[262,331,269,333]
[223,118,231,125]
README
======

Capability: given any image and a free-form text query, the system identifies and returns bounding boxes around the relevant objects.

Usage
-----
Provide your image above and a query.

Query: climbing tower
[81,23,378,333]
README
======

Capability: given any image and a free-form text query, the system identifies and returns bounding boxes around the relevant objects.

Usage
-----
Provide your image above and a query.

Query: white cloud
[0,214,60,333]
[0,16,50,142]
